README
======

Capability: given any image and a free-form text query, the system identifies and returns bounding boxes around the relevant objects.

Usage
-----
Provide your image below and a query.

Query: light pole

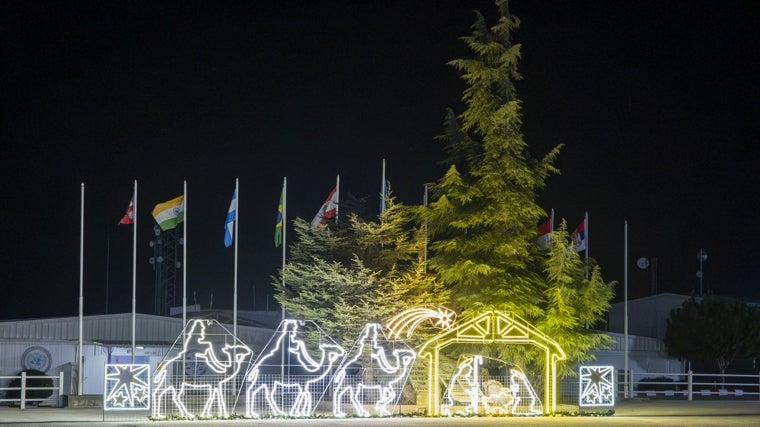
[696,249,707,296]
[624,221,629,398]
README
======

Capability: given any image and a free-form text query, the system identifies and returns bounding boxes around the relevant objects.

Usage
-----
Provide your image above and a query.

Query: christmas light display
[151,319,252,419]
[579,365,614,407]
[104,364,150,410]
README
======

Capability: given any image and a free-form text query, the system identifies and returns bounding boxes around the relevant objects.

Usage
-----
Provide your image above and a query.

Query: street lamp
[696,249,708,296]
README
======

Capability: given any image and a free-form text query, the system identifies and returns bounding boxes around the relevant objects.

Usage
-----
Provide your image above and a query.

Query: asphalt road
[2,399,760,426]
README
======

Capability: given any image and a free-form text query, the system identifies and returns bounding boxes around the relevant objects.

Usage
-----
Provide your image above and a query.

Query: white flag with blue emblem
[224,189,237,247]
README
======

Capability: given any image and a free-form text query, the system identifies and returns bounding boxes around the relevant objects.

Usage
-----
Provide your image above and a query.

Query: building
[0,312,274,396]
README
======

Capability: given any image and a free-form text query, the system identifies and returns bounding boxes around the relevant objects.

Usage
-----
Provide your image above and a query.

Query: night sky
[2,1,759,320]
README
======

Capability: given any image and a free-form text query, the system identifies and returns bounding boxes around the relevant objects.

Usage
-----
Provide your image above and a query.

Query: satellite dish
[637,257,650,269]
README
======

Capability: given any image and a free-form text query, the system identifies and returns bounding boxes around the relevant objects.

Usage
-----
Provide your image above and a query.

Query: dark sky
[2,1,759,320]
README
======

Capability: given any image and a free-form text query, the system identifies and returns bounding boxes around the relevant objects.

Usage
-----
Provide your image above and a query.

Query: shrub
[6,369,53,400]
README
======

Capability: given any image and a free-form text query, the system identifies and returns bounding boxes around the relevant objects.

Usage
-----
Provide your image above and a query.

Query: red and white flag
[119,197,134,225]
[311,187,338,228]
[536,215,552,248]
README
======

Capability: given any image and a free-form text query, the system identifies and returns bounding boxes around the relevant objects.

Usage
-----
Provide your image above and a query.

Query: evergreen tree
[425,0,614,376]
[275,218,381,346]
[536,221,614,376]
[274,195,449,347]
[426,0,560,318]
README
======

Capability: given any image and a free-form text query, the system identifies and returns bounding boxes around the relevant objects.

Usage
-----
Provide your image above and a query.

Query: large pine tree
[425,0,614,375]
[426,0,560,318]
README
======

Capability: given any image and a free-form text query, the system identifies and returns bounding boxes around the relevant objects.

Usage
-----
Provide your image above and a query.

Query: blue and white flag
[224,189,237,247]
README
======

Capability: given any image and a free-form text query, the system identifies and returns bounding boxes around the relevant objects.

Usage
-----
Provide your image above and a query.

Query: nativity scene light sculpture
[440,355,541,416]
[419,310,566,415]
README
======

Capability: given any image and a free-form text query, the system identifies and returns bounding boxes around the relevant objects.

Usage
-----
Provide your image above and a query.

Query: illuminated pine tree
[537,221,614,377]
[425,1,614,376]
[426,0,560,318]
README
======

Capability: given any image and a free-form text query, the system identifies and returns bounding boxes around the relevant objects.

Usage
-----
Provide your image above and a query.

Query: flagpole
[423,184,429,274]
[183,180,187,331]
[624,220,629,398]
[380,159,386,218]
[78,182,84,395]
[131,180,137,364]
[281,177,287,321]
[550,208,555,231]
[105,230,110,314]
[585,212,589,263]
[233,178,239,338]
[335,175,340,224]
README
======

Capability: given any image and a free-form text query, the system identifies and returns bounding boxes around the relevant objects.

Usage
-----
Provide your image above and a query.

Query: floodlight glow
[333,323,416,417]
[151,319,252,419]
[245,319,345,418]
[579,366,615,407]
[104,364,150,410]
[385,306,456,339]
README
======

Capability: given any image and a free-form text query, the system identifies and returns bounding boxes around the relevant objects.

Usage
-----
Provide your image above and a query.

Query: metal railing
[0,372,65,409]
[619,370,760,400]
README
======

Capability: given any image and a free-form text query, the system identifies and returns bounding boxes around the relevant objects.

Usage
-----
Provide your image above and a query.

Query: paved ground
[2,399,760,426]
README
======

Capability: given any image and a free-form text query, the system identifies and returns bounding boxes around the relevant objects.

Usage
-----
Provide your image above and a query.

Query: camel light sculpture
[245,319,344,418]
[332,323,416,417]
[151,319,252,419]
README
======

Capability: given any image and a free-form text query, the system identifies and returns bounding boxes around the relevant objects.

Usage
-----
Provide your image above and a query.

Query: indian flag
[152,195,184,231]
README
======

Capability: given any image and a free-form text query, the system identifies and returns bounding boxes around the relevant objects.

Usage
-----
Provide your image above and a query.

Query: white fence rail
[0,372,65,409]
[619,370,760,400]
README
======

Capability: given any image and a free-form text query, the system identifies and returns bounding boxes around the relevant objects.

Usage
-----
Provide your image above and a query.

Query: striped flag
[152,195,184,231]
[224,189,237,247]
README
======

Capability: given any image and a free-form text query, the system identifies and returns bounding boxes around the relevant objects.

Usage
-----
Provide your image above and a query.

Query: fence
[618,370,760,400]
[0,371,65,408]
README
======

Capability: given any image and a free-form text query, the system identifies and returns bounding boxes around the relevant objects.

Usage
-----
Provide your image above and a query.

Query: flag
[572,215,587,252]
[224,189,237,247]
[311,187,338,228]
[152,195,184,231]
[119,197,134,225]
[536,217,551,248]
[274,189,283,247]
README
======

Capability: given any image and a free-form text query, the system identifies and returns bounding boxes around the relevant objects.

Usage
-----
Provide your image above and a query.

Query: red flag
[536,216,552,248]
[119,197,134,225]
[311,187,338,227]
[537,217,551,236]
